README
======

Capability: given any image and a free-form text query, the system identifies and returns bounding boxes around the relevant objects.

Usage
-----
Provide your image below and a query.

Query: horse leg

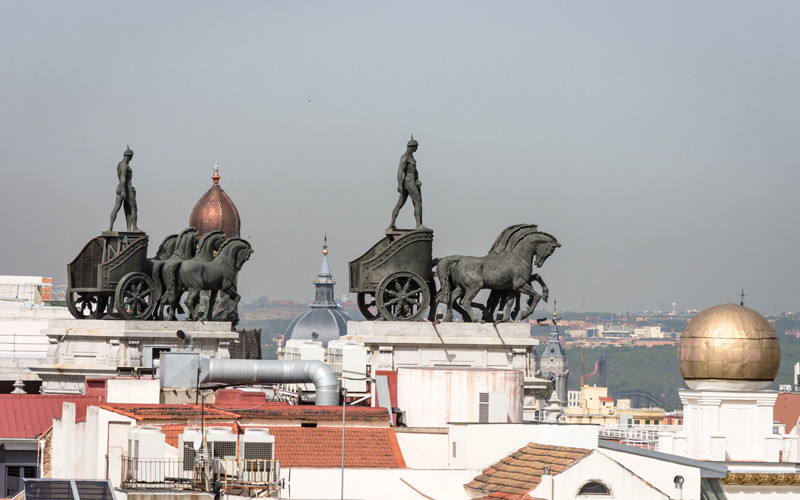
[221,284,241,320]
[480,291,499,322]
[459,285,482,323]
[517,283,542,320]
[184,289,201,321]
[500,291,518,322]
[448,286,465,322]
[207,289,218,320]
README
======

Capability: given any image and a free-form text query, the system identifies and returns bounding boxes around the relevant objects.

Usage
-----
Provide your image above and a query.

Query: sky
[2,2,799,314]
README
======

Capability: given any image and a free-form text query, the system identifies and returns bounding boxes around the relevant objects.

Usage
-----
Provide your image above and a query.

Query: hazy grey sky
[2,2,799,313]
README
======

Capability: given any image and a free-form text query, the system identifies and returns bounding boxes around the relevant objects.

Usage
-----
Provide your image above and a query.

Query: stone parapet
[31,319,237,394]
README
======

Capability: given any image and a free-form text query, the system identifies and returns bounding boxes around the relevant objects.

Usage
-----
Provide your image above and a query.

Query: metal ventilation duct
[160,352,340,406]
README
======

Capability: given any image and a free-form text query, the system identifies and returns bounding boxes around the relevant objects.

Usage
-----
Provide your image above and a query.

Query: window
[645,420,650,425]
[6,466,37,497]
[578,481,610,495]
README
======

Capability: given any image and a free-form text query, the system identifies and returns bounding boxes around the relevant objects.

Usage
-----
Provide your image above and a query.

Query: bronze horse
[178,238,253,321]
[153,227,198,320]
[435,225,560,322]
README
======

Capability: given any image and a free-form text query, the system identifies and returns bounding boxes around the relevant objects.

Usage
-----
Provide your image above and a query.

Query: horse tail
[435,256,459,305]
[162,260,180,304]
[152,261,165,300]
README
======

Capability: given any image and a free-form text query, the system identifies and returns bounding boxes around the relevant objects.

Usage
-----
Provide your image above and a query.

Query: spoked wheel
[357,292,380,321]
[376,271,430,321]
[115,272,158,320]
[66,289,109,319]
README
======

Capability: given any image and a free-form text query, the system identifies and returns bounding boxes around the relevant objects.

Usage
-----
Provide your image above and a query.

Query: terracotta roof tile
[0,395,102,439]
[212,403,390,424]
[100,403,239,421]
[268,427,405,468]
[465,442,592,497]
[774,394,800,433]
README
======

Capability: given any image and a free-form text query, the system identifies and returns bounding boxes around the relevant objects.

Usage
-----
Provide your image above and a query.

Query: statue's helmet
[124,145,134,157]
[407,135,418,147]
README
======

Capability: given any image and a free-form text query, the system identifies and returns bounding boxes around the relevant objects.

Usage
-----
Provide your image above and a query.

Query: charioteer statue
[389,136,425,230]
[108,145,140,232]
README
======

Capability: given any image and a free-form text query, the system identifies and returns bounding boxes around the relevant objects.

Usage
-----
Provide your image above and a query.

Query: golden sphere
[322,248,328,255]
[678,303,780,390]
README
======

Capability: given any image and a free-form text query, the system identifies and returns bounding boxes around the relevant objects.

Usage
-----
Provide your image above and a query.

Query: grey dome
[283,237,351,348]
[283,308,351,348]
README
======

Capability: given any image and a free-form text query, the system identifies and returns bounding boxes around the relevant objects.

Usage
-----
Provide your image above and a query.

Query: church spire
[312,235,336,306]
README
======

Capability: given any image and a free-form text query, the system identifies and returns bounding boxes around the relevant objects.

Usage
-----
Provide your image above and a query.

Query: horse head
[196,230,225,260]
[216,238,253,271]
[234,245,254,271]
[174,227,199,259]
[153,234,178,261]
[532,233,561,268]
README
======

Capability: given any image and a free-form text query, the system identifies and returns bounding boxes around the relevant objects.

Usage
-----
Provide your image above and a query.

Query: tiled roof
[101,404,239,421]
[599,396,614,402]
[269,427,405,468]
[465,443,592,498]
[0,395,102,439]
[774,393,800,433]
[212,403,390,424]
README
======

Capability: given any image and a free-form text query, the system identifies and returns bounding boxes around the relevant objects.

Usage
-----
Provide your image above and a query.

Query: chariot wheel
[66,289,109,319]
[376,271,430,321]
[357,292,380,321]
[115,272,158,320]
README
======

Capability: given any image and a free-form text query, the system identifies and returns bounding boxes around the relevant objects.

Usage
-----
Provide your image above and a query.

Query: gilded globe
[678,303,780,391]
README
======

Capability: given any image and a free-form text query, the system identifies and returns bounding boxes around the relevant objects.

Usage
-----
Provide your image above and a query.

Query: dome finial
[322,233,328,256]
[212,165,220,185]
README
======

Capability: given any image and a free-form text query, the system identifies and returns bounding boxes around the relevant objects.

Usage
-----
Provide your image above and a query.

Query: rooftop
[0,394,103,439]
[464,442,592,499]
[269,427,405,468]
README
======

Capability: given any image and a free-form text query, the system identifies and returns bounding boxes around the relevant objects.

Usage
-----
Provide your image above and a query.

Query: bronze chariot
[66,232,169,320]
[349,229,435,322]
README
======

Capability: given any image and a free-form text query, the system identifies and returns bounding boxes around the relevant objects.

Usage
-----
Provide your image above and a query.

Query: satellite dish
[193,434,201,451]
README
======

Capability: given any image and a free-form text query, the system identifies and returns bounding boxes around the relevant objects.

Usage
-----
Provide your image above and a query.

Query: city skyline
[2,2,800,313]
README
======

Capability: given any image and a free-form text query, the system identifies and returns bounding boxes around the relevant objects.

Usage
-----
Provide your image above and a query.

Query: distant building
[537,324,569,405]
[281,239,351,348]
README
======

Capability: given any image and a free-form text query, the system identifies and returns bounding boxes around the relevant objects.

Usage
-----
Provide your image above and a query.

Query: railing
[599,424,682,443]
[121,457,280,494]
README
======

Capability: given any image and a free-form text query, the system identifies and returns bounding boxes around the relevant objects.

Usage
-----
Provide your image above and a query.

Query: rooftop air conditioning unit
[478,392,508,423]
[238,428,276,484]
[180,427,202,476]
[327,340,368,393]
[127,426,166,482]
[207,426,237,476]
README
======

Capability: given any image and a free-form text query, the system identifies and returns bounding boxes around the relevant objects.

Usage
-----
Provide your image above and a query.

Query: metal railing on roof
[120,457,280,496]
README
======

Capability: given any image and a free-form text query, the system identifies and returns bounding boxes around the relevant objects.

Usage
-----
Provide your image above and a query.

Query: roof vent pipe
[198,358,340,406]
[177,330,194,351]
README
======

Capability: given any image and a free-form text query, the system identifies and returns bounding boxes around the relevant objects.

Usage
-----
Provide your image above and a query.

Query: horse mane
[197,230,224,253]
[217,237,250,253]
[154,234,178,259]
[489,224,538,254]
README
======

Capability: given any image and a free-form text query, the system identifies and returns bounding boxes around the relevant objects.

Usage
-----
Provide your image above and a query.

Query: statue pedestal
[30,319,237,394]
[345,321,549,419]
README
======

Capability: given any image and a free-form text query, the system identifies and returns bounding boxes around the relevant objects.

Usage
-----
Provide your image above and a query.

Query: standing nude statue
[108,145,140,232]
[389,136,424,230]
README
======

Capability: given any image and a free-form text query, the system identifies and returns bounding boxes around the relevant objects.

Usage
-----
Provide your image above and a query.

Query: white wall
[396,431,450,469]
[106,378,160,404]
[531,451,671,500]
[397,367,523,427]
[280,468,477,499]
[600,448,702,500]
